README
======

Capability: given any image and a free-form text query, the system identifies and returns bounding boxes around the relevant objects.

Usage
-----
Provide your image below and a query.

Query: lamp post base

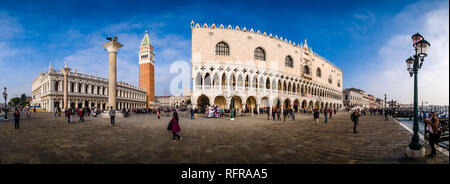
[406,146,425,158]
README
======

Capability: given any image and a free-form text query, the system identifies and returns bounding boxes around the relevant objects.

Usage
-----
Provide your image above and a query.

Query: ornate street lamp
[2,87,7,120]
[405,32,431,158]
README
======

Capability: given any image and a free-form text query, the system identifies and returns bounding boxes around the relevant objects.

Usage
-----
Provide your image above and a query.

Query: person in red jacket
[171,112,182,141]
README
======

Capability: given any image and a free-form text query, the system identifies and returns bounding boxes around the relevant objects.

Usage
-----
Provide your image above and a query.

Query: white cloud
[362,1,449,105]
[60,21,191,96]
[0,12,23,40]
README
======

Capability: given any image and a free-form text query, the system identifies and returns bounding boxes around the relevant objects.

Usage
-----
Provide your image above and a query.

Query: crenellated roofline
[190,21,342,73]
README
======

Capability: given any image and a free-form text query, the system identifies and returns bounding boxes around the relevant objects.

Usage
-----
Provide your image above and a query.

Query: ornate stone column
[61,61,71,110]
[103,38,123,110]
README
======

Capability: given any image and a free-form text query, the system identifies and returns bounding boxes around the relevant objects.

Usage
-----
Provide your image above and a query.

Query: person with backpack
[351,109,361,133]
[324,108,328,124]
[168,112,182,141]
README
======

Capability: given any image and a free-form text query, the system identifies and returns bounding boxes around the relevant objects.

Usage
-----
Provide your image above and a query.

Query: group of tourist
[63,107,99,123]
[267,107,296,121]
[312,107,337,125]
[204,106,225,118]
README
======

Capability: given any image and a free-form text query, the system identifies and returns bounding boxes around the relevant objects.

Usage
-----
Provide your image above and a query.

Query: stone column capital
[61,67,71,75]
[103,41,123,53]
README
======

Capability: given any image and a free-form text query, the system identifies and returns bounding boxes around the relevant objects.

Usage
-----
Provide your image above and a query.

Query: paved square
[0,111,448,164]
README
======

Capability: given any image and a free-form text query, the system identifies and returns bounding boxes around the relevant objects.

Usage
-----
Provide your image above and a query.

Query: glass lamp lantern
[406,57,414,75]
[411,32,423,47]
[406,57,414,69]
[416,39,430,58]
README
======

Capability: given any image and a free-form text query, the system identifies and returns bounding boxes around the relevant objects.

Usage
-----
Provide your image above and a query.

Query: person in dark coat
[109,106,116,127]
[267,107,270,120]
[67,108,71,123]
[351,109,361,133]
[313,108,320,126]
[14,108,20,129]
[170,112,182,141]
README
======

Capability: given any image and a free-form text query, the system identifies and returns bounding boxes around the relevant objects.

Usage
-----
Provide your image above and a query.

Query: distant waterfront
[396,117,449,150]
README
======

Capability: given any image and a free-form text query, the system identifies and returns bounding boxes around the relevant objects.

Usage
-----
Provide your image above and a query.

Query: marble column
[61,62,71,110]
[103,38,123,110]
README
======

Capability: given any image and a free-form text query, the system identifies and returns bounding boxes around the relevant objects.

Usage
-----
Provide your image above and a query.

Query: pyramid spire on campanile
[141,30,151,46]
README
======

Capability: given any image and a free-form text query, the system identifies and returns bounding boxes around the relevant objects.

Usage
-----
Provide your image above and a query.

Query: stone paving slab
[0,111,448,164]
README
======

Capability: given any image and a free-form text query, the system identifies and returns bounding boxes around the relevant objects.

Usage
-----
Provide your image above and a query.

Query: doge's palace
[190,21,343,113]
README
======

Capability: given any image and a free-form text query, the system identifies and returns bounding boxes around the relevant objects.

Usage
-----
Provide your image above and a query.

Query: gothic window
[304,66,310,75]
[337,80,341,87]
[70,82,74,92]
[254,47,265,61]
[54,81,59,91]
[328,75,332,84]
[316,68,321,77]
[215,42,229,55]
[285,56,293,68]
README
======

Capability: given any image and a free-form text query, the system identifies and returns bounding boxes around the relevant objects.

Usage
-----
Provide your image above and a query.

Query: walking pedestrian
[14,108,20,129]
[329,108,333,119]
[267,107,270,120]
[157,110,161,119]
[170,112,182,141]
[78,108,83,122]
[109,106,116,127]
[66,108,70,123]
[351,109,361,133]
[324,108,328,123]
[283,108,287,122]
[384,108,388,120]
[291,109,295,120]
[54,107,58,117]
[276,108,281,121]
[313,108,320,126]
[425,112,440,157]
[70,108,75,123]
[27,109,31,120]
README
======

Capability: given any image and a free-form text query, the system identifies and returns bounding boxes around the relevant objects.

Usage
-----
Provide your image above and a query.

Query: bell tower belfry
[139,30,155,107]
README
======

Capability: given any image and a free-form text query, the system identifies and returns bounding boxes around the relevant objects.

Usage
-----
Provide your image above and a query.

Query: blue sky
[0,0,448,105]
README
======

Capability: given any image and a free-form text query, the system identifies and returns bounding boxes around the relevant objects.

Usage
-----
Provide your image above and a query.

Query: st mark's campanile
[139,30,155,107]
